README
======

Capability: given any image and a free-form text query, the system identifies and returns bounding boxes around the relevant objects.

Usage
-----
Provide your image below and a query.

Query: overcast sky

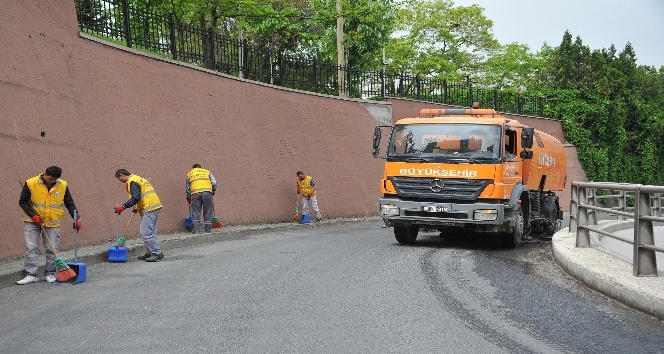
[453,0,664,67]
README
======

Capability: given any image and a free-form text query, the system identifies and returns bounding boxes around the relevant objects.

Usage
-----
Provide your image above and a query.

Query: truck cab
[372,106,567,247]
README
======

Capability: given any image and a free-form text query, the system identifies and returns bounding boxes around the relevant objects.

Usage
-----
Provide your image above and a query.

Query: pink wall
[0,1,387,259]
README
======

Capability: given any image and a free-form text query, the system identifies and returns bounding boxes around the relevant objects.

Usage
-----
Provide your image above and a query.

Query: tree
[385,0,499,80]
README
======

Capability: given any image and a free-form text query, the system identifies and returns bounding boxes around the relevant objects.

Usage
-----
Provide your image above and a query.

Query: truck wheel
[394,226,418,244]
[501,206,524,248]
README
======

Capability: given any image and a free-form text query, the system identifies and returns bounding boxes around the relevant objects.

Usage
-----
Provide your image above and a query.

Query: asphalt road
[1,221,663,354]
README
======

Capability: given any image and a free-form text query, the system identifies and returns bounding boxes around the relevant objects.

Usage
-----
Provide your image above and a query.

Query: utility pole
[336,0,345,97]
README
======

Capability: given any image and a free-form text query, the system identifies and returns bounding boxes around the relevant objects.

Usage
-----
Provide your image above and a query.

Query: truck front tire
[501,205,524,248]
[394,225,419,244]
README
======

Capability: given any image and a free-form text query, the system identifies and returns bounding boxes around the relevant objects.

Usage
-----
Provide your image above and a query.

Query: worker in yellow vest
[186,164,217,233]
[296,171,323,222]
[17,166,81,285]
[114,169,164,262]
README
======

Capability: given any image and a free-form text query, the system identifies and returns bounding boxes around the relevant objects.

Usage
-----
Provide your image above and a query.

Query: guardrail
[569,181,664,276]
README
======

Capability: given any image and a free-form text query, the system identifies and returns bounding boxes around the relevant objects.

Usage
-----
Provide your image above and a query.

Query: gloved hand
[31,215,42,225]
[296,189,300,195]
[114,205,126,214]
[186,198,191,204]
[74,218,82,230]
[308,191,315,198]
[132,209,138,213]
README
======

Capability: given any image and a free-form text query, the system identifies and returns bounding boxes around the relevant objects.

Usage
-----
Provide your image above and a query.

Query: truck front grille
[388,177,491,201]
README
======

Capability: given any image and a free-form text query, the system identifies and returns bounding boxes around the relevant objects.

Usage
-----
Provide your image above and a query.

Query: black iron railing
[74,0,560,118]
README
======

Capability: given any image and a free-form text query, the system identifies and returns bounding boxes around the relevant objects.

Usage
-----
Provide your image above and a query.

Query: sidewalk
[0,217,379,291]
[552,219,664,320]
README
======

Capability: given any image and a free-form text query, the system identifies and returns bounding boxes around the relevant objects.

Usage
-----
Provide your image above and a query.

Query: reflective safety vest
[21,174,67,228]
[187,168,213,195]
[297,175,316,197]
[127,174,163,215]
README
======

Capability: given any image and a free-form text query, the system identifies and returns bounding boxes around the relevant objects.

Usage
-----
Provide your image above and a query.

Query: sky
[453,0,664,67]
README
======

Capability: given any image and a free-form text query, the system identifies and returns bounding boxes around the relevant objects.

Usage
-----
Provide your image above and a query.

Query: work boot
[45,273,56,283]
[144,253,164,262]
[16,274,38,285]
[137,252,151,260]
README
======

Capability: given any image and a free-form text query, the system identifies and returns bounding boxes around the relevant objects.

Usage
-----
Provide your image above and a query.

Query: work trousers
[140,210,162,255]
[23,222,60,276]
[300,195,322,220]
[191,192,214,233]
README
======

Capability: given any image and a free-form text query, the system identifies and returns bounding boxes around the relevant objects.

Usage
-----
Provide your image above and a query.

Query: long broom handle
[122,211,135,238]
[73,210,78,261]
[39,224,61,259]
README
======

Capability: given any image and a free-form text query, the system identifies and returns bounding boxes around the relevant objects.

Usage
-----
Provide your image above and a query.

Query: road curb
[552,221,664,320]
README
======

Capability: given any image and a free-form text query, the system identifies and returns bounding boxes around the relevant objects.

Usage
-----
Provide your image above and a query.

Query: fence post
[618,190,627,220]
[443,79,448,104]
[467,76,472,106]
[168,13,177,60]
[416,74,421,100]
[569,184,578,232]
[207,27,215,70]
[121,0,132,48]
[312,58,318,93]
[576,187,591,247]
[493,89,498,111]
[381,64,386,100]
[588,187,597,225]
[634,188,658,276]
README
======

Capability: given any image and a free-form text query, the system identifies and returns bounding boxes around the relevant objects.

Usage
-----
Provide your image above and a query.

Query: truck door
[503,129,522,198]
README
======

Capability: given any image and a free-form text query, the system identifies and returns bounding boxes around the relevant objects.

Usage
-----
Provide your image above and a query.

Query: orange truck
[371,105,567,247]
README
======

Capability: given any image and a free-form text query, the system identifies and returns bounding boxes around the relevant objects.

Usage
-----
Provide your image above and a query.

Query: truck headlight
[473,209,497,221]
[381,204,399,216]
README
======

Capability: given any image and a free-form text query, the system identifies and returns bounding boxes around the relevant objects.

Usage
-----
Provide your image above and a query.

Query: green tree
[385,0,499,80]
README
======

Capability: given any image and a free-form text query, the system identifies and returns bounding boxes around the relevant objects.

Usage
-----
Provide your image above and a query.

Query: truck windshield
[387,123,502,162]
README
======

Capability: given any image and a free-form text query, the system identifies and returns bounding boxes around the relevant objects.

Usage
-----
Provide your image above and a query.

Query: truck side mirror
[521,128,534,149]
[520,150,533,159]
[372,127,382,156]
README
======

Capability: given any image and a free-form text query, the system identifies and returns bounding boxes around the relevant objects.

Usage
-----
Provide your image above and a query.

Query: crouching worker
[114,169,164,262]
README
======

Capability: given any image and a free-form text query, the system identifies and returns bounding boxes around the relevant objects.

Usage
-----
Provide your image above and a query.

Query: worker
[17,166,81,285]
[185,164,217,234]
[296,171,323,222]
[114,169,164,262]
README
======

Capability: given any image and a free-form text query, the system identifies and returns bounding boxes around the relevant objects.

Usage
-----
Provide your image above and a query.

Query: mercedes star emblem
[429,179,445,193]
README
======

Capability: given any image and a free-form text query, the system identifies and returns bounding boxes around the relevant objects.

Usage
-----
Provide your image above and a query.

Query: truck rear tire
[394,225,418,244]
[501,206,524,248]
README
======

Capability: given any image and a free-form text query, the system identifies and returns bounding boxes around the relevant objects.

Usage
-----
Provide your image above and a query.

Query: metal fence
[570,181,664,276]
[74,0,562,118]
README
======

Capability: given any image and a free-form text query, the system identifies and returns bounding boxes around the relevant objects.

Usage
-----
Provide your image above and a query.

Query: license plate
[423,206,449,212]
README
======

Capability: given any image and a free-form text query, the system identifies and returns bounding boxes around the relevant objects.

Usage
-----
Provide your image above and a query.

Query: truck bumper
[379,197,508,228]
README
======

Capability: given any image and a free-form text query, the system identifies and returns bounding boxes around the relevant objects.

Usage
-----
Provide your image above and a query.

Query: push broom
[292,195,299,221]
[40,224,77,282]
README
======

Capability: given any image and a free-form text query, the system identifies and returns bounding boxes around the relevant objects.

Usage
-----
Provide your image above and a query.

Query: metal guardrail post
[570,184,578,232]
[619,190,627,220]
[576,186,591,247]
[635,188,658,276]
[588,187,597,225]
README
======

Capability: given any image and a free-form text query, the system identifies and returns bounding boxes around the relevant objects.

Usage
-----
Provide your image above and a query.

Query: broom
[40,224,77,282]
[211,202,222,228]
[292,194,299,221]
